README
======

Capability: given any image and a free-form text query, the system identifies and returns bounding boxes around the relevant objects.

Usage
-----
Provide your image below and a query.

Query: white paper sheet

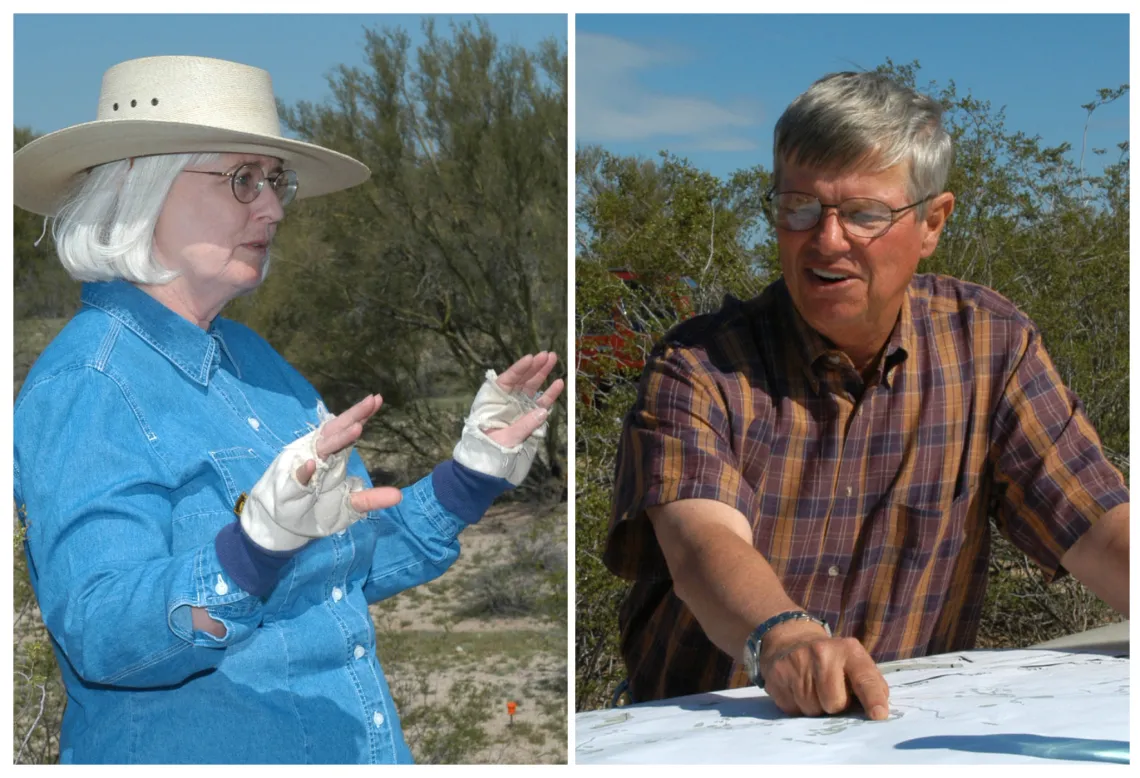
[575,649,1129,764]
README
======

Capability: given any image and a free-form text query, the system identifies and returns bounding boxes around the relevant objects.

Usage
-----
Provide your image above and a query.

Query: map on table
[575,649,1129,764]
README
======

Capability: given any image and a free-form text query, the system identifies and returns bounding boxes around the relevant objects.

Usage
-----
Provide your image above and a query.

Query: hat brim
[14,119,372,216]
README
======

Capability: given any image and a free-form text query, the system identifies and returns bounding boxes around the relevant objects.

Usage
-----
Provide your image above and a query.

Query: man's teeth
[811,269,848,281]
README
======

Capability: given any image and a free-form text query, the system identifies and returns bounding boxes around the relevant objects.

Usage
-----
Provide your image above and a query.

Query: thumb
[485,407,548,449]
[295,459,316,486]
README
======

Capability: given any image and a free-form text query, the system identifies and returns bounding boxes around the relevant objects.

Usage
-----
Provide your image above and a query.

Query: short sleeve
[604,344,757,581]
[989,326,1129,580]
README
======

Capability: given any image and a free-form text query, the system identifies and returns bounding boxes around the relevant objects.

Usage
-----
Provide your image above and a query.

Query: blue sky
[15,14,567,137]
[577,14,1129,180]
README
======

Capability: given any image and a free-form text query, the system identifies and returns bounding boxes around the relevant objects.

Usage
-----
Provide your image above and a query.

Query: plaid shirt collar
[781,280,915,393]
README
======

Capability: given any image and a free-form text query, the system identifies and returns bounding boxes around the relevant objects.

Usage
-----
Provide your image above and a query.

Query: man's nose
[813,206,849,254]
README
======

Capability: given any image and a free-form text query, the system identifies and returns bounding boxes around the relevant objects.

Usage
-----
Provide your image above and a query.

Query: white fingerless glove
[239,420,366,552]
[452,370,546,486]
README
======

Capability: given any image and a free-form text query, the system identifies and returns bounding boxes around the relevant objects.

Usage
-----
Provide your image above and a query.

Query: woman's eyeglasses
[184,163,299,207]
[765,190,934,238]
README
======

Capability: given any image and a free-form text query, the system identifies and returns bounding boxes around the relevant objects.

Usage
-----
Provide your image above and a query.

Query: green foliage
[13,127,79,319]
[229,18,568,484]
[575,61,1129,712]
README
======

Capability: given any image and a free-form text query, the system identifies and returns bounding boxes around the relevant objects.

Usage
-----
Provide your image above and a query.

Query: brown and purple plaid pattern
[605,274,1128,702]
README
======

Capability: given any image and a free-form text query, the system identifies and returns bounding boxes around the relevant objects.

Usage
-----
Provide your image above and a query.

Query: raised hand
[484,352,565,448]
[453,352,564,484]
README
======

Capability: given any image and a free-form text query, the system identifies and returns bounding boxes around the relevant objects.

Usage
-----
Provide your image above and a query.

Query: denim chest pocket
[170,447,267,554]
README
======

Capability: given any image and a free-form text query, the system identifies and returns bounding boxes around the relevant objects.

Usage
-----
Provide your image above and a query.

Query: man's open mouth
[809,268,853,285]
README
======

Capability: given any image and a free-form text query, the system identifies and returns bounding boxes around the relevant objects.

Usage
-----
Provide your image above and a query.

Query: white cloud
[577,32,763,148]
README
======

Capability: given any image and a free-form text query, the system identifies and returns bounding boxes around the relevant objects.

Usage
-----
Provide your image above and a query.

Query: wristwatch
[742,610,831,688]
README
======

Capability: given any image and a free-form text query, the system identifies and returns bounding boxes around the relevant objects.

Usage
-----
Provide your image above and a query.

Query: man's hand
[649,498,890,720]
[758,619,890,720]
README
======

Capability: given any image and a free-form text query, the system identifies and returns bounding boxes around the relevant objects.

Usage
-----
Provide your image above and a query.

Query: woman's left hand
[483,352,564,446]
[453,352,564,484]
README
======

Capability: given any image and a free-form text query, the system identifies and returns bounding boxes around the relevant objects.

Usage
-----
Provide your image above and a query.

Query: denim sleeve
[15,368,266,688]
[362,460,511,603]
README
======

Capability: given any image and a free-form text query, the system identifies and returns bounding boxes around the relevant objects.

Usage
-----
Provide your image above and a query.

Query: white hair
[52,152,222,284]
[774,71,953,214]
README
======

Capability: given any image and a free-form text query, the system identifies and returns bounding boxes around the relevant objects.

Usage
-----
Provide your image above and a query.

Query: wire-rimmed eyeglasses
[184,162,299,207]
[764,190,934,239]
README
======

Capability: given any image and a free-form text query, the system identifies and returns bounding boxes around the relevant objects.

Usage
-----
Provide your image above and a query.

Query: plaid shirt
[605,274,1128,702]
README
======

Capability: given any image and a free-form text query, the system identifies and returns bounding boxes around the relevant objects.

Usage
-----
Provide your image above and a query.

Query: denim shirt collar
[81,280,240,385]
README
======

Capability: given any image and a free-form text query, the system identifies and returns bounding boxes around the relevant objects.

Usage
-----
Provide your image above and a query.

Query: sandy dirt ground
[370,501,568,764]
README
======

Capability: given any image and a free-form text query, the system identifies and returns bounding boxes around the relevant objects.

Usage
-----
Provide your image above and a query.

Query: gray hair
[773,71,952,212]
[52,152,221,284]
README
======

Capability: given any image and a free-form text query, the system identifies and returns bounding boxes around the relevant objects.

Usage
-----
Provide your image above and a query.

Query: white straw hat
[14,55,371,216]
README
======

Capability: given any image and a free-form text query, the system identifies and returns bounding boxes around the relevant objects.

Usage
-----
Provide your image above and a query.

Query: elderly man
[603,71,1129,720]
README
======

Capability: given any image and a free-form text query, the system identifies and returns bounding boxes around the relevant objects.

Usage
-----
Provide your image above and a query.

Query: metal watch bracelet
[743,610,831,688]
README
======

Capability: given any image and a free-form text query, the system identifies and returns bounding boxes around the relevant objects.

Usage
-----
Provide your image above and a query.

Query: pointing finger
[846,649,890,721]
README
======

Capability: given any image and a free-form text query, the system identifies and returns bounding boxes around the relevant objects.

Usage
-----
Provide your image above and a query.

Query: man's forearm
[650,499,827,660]
[1062,502,1129,617]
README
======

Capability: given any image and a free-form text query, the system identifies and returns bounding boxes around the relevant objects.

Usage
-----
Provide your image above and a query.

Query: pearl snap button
[845,485,853,497]
[248,417,260,430]
[332,587,343,602]
[214,575,229,595]
[336,528,347,537]
[828,355,842,364]
[354,645,366,660]
[828,566,840,577]
[373,711,384,727]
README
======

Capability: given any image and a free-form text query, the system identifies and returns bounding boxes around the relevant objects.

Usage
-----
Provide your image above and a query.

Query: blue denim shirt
[13,280,509,764]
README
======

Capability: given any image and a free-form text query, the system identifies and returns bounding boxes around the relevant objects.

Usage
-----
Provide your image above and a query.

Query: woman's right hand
[239,394,402,552]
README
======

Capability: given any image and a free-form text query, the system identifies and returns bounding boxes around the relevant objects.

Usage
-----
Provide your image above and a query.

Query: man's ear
[919,192,955,259]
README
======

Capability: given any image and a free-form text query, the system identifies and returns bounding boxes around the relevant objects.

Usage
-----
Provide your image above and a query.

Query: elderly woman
[13,55,563,765]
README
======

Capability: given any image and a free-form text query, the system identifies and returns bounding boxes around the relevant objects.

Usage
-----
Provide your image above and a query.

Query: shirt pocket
[884,478,978,605]
[171,448,265,554]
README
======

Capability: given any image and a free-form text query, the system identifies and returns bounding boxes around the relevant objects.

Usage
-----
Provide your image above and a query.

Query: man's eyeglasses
[184,163,298,207]
[764,190,934,239]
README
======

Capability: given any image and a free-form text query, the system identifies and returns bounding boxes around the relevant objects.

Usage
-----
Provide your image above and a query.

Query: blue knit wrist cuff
[215,521,300,598]
[431,459,514,525]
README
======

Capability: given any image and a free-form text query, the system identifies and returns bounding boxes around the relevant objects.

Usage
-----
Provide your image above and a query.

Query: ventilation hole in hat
[151,98,159,106]
[130,99,137,108]
[113,103,119,111]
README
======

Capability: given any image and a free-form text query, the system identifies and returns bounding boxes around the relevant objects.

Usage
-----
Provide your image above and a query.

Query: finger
[816,649,851,715]
[535,378,564,410]
[484,407,549,448]
[349,486,403,513]
[845,646,890,721]
[495,355,536,392]
[521,352,557,396]
[764,682,802,717]
[316,421,363,460]
[323,394,382,438]
[295,459,316,486]
[792,655,824,717]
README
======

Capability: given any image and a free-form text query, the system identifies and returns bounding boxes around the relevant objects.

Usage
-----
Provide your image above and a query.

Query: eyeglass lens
[231,164,298,206]
[773,194,893,237]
